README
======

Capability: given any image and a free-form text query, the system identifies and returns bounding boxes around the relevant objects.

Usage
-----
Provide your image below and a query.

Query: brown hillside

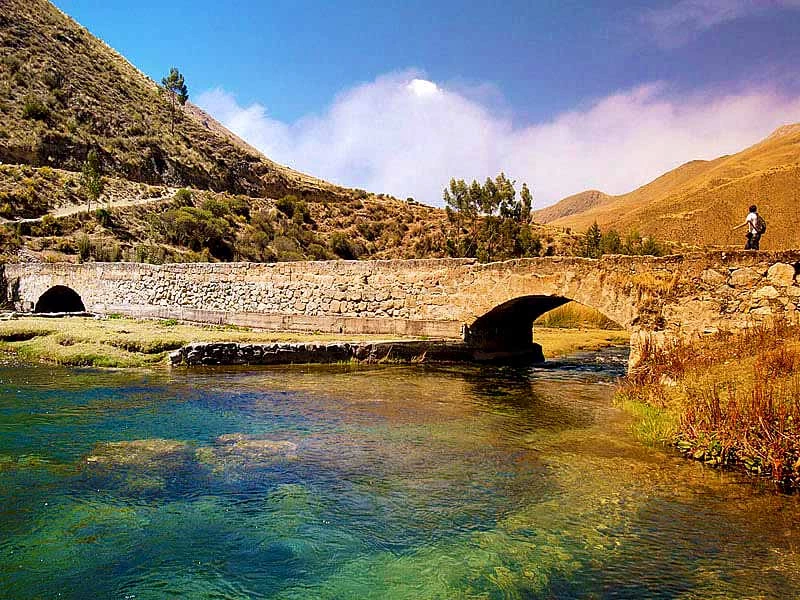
[0,0,583,264]
[533,190,612,223]
[540,125,800,250]
[0,0,342,204]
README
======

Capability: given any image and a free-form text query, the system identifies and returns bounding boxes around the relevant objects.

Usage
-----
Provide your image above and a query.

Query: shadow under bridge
[464,295,575,361]
[34,285,86,313]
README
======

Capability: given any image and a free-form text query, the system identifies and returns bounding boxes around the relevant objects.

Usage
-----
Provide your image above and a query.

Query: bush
[276,194,311,223]
[135,244,166,264]
[201,197,229,218]
[228,195,251,219]
[276,195,298,217]
[31,214,60,237]
[173,188,193,207]
[356,221,385,242]
[329,232,361,260]
[92,239,121,262]
[306,243,331,260]
[22,95,50,121]
[2,55,21,74]
[155,206,233,259]
[76,233,91,262]
[94,208,112,227]
[43,70,65,91]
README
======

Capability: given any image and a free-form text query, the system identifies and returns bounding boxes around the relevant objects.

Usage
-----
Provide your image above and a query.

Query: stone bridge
[4,250,800,364]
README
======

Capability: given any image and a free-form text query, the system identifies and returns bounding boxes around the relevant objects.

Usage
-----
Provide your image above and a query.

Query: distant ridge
[533,190,612,224]
[534,124,800,250]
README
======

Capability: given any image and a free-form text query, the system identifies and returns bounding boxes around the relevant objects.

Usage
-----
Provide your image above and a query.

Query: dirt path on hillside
[0,190,176,225]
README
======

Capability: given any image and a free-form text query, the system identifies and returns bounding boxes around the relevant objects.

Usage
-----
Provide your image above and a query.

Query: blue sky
[54,1,800,207]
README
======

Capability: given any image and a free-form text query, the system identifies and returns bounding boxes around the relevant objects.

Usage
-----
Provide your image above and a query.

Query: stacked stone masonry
[4,250,800,366]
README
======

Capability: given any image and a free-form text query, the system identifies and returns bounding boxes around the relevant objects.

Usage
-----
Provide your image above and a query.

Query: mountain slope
[0,0,341,205]
[535,125,800,250]
[533,190,612,223]
[0,0,584,264]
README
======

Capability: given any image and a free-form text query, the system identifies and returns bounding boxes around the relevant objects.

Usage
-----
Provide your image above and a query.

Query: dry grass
[535,326,628,358]
[620,320,800,491]
[534,301,621,330]
[0,316,630,368]
[540,125,800,250]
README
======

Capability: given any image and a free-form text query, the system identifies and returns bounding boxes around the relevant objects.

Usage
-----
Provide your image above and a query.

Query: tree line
[578,221,665,258]
[442,173,666,262]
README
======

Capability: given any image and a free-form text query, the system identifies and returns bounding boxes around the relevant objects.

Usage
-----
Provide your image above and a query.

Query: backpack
[756,214,767,235]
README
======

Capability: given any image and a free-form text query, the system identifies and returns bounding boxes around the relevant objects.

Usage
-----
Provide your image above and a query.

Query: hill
[532,190,612,223]
[0,0,343,207]
[535,124,800,250]
[0,0,582,263]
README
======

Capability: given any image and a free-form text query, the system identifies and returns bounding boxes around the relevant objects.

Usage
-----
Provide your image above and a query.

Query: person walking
[732,204,765,250]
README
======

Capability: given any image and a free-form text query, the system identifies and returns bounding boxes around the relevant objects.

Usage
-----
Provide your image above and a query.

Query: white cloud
[641,0,800,47]
[197,71,800,209]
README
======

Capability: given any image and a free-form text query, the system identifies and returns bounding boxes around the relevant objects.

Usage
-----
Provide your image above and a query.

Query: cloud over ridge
[198,71,800,209]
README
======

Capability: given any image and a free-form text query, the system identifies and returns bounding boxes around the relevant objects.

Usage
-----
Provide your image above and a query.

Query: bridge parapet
[4,250,800,368]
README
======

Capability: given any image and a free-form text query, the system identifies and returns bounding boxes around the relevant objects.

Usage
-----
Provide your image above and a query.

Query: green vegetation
[442,173,552,262]
[619,321,800,491]
[0,316,405,368]
[161,67,188,134]
[21,94,50,121]
[579,221,667,258]
[79,149,104,213]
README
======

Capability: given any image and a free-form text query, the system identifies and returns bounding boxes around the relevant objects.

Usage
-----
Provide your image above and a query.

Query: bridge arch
[34,285,86,313]
[464,294,625,359]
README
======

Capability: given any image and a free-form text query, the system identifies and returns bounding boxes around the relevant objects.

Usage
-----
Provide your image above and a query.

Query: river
[1,347,798,599]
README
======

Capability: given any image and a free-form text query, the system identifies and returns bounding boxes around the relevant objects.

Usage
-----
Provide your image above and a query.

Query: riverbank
[618,320,800,491]
[0,315,628,368]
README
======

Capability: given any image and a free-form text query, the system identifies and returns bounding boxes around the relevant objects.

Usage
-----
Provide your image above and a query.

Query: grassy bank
[618,321,800,491]
[0,315,628,369]
[0,316,404,368]
[534,301,621,330]
[534,301,628,358]
[535,327,628,358]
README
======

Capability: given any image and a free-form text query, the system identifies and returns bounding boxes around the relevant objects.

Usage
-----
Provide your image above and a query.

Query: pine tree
[583,222,603,258]
[162,67,189,134]
[79,149,104,213]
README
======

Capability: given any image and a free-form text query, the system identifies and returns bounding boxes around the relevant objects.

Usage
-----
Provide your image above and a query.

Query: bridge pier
[463,320,544,363]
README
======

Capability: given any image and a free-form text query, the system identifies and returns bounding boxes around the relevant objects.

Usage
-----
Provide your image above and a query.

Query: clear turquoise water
[1,349,799,599]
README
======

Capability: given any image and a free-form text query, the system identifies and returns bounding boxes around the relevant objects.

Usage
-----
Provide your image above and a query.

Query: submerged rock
[84,439,193,468]
[82,438,197,494]
[196,433,298,475]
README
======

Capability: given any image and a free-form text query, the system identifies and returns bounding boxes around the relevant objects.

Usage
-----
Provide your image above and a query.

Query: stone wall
[5,250,800,366]
[636,254,800,356]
